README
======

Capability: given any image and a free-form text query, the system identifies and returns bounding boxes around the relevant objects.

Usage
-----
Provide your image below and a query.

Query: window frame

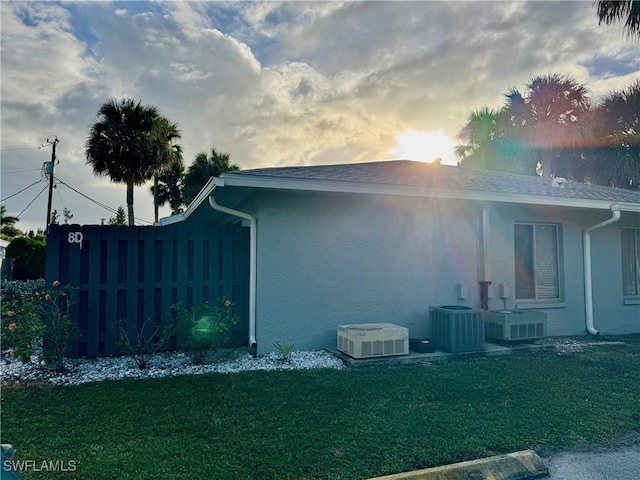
[621,227,640,302]
[513,222,564,307]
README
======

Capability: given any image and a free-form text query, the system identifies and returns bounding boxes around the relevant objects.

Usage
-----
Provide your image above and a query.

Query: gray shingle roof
[229,160,640,205]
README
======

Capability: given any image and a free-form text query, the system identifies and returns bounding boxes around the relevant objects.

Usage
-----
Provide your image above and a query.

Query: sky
[1,1,639,233]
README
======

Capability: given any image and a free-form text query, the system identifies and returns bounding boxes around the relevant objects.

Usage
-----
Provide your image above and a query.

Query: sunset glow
[388,130,458,165]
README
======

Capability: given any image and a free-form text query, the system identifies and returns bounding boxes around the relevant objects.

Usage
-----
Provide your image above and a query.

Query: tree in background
[588,79,640,189]
[108,206,128,226]
[149,116,182,222]
[50,210,60,225]
[505,74,590,178]
[182,149,239,206]
[0,205,22,240]
[63,208,74,224]
[457,73,593,181]
[597,1,640,37]
[150,157,186,215]
[6,236,46,280]
[85,99,181,226]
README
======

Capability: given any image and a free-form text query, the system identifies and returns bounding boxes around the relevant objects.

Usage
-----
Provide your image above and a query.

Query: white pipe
[583,209,621,335]
[209,193,257,351]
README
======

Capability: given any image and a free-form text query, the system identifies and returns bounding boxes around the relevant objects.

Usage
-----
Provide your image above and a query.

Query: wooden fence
[45,223,249,358]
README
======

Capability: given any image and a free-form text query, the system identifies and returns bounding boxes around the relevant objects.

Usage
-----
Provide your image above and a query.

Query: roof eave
[156,176,219,226]
[218,174,625,211]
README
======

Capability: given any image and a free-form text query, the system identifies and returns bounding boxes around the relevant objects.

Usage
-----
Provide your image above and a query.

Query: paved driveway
[545,444,640,480]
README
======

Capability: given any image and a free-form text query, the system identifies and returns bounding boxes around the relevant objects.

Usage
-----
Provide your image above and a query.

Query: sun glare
[388,129,457,165]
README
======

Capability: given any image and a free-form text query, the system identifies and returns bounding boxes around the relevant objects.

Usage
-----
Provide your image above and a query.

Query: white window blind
[515,223,560,300]
[621,228,640,297]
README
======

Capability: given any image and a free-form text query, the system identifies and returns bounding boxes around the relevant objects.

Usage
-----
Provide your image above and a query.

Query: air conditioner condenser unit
[485,310,547,341]
[337,323,409,359]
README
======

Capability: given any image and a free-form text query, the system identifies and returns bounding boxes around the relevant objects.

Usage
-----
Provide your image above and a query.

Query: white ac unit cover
[485,310,547,341]
[337,323,409,359]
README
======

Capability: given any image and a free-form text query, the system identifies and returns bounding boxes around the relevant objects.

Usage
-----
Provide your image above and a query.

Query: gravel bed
[0,349,344,387]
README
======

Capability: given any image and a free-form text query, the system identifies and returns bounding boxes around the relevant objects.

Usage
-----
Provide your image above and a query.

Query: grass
[2,340,640,480]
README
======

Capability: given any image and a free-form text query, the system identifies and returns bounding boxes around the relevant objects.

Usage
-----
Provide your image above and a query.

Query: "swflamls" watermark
[3,459,77,472]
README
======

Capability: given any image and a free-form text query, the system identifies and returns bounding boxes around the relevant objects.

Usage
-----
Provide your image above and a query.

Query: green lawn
[2,340,640,480]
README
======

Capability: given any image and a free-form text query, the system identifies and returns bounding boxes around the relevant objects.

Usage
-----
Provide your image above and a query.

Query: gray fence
[45,223,249,358]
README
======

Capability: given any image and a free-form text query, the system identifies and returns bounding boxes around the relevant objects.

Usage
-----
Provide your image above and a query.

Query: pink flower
[224,300,232,307]
[9,349,14,357]
[45,294,52,301]
[53,280,61,287]
[8,323,17,331]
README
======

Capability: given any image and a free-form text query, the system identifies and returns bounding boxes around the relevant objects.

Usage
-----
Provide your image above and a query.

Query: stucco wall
[591,212,640,334]
[487,205,639,336]
[243,190,638,353]
[253,191,481,353]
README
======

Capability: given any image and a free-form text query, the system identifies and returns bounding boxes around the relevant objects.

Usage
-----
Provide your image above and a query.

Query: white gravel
[0,349,344,387]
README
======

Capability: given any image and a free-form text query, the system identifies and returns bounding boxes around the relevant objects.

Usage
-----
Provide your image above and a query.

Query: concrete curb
[366,450,548,480]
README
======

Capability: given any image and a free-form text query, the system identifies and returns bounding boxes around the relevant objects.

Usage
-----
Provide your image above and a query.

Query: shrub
[273,341,295,362]
[1,280,79,370]
[5,236,46,280]
[1,279,46,303]
[176,297,240,364]
[116,317,175,370]
[1,298,44,363]
[39,282,80,371]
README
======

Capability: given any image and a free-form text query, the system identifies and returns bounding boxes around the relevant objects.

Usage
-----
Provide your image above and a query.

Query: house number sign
[68,232,83,244]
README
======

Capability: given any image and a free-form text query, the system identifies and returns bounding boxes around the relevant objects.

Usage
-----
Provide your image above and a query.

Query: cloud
[2,1,638,233]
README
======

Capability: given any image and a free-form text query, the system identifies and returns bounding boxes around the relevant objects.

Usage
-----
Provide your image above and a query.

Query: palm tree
[149,117,182,222]
[597,1,640,37]
[457,108,504,168]
[507,74,590,177]
[590,80,640,189]
[149,157,186,215]
[0,205,20,239]
[182,149,239,206]
[459,74,590,178]
[86,99,181,226]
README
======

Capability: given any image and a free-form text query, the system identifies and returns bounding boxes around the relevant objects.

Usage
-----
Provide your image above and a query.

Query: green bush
[1,280,79,369]
[40,281,80,371]
[1,297,44,363]
[6,236,46,280]
[116,317,175,370]
[1,279,46,303]
[175,297,240,364]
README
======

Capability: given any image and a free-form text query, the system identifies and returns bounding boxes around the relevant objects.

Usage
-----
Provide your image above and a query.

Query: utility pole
[44,136,59,232]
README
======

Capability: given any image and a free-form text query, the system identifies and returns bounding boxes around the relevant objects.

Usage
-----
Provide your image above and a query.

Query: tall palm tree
[149,157,186,215]
[182,149,239,206]
[149,117,182,222]
[85,99,181,226]
[597,1,640,37]
[507,74,590,177]
[459,74,590,178]
[590,80,640,189]
[456,108,503,167]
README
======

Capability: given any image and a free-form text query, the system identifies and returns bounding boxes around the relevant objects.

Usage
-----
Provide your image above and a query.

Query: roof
[158,160,640,225]
[220,160,640,209]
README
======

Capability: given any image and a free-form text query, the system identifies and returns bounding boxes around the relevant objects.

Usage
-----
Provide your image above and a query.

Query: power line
[17,184,48,218]
[1,179,45,202]
[1,168,43,175]
[55,178,153,225]
[0,147,41,152]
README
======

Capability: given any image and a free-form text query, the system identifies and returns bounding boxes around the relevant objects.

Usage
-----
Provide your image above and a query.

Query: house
[159,160,640,354]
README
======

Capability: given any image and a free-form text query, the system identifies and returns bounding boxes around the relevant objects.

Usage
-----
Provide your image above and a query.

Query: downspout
[583,207,621,335]
[209,192,257,353]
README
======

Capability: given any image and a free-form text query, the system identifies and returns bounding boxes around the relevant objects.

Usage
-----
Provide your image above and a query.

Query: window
[514,223,561,301]
[621,228,640,297]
